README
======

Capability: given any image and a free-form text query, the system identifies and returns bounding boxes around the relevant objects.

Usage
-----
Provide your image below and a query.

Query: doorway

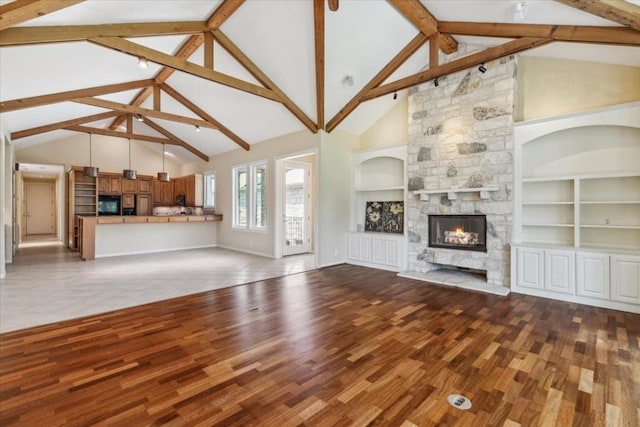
[282,160,312,256]
[25,181,56,236]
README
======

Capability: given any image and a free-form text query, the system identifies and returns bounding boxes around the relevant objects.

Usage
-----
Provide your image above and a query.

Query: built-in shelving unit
[347,145,407,272]
[512,102,640,313]
[67,167,97,250]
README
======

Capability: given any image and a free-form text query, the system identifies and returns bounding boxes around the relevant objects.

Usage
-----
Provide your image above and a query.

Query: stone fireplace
[404,44,515,294]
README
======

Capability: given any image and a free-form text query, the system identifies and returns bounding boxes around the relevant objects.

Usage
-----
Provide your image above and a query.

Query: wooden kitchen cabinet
[122,193,135,209]
[185,175,196,206]
[137,178,152,193]
[137,194,152,216]
[122,178,137,193]
[98,174,122,194]
[174,177,186,198]
[152,180,174,205]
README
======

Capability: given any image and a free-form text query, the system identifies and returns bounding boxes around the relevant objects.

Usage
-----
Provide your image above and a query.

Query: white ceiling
[1,0,638,164]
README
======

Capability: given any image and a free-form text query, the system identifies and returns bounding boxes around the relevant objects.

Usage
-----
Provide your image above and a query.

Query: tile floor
[0,242,316,333]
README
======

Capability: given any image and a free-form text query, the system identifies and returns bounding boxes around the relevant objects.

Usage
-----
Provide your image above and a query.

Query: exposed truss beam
[0,21,207,47]
[438,21,640,46]
[206,0,245,29]
[108,34,203,130]
[64,125,178,146]
[326,32,429,133]
[363,37,552,101]
[555,0,640,32]
[72,97,219,130]
[0,0,83,31]
[313,0,325,129]
[0,79,153,113]
[160,83,250,151]
[387,0,457,54]
[109,0,245,131]
[89,37,278,101]
[212,29,317,132]
[10,111,118,140]
[141,118,209,162]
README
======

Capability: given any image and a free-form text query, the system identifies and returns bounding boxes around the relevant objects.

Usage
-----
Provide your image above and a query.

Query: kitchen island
[77,215,222,260]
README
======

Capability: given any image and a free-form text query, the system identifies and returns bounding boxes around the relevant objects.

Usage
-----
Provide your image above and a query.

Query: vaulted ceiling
[1,0,638,164]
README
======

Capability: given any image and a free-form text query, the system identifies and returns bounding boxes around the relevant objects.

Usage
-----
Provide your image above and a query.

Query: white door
[282,161,311,255]
[25,181,55,235]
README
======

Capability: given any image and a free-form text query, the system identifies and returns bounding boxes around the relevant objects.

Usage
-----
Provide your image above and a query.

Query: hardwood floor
[1,265,638,426]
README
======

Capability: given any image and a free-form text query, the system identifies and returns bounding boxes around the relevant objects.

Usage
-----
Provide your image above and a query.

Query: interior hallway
[0,242,315,332]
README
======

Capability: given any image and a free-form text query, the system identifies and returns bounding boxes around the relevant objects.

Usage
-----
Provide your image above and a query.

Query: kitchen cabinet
[173,175,202,206]
[122,193,135,209]
[98,174,122,194]
[137,194,151,216]
[515,247,544,290]
[576,252,609,299]
[611,254,640,305]
[122,178,137,193]
[153,180,174,205]
[174,177,186,199]
[137,178,152,193]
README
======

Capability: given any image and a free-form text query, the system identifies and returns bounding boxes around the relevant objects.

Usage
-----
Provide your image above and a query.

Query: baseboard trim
[95,244,218,259]
[215,244,274,259]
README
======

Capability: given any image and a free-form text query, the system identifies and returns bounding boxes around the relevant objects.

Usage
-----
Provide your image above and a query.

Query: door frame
[274,149,318,262]
[281,160,311,256]
[24,180,56,236]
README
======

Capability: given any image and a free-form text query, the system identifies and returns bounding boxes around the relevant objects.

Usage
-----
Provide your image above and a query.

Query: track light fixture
[479,63,487,73]
[434,77,439,87]
[136,113,144,122]
[138,57,149,69]
[393,92,397,100]
[195,125,201,132]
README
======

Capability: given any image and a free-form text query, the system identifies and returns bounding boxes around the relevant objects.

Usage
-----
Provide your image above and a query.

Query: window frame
[232,160,268,232]
[203,170,216,209]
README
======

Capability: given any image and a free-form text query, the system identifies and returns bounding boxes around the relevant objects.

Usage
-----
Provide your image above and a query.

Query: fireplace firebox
[428,215,487,252]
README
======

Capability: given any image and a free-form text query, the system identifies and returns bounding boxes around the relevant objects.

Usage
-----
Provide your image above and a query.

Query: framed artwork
[365,201,404,233]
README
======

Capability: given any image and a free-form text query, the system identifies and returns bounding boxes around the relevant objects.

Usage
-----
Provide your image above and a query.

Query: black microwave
[98,195,121,216]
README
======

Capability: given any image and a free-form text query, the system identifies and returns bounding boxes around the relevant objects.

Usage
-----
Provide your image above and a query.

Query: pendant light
[157,143,169,182]
[83,133,99,178]
[122,138,137,180]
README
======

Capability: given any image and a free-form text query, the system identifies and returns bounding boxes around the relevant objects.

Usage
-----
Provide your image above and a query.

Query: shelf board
[522,172,639,183]
[413,185,499,202]
[523,223,574,228]
[355,186,404,192]
[580,201,640,205]
[580,224,640,230]
[523,202,573,205]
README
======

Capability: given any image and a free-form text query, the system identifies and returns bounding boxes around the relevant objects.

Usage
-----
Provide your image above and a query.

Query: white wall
[15,133,182,177]
[317,129,359,267]
[0,115,14,277]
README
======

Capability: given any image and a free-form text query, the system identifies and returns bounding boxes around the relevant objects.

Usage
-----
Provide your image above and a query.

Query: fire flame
[455,227,464,235]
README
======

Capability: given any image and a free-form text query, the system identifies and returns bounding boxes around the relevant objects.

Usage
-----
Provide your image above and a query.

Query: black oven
[98,195,121,216]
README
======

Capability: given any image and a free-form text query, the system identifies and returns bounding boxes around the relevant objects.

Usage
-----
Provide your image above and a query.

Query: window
[204,171,216,209]
[233,167,247,227]
[232,161,267,230]
[252,163,267,229]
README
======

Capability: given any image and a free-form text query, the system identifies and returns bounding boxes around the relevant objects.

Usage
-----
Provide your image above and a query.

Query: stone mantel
[413,185,499,202]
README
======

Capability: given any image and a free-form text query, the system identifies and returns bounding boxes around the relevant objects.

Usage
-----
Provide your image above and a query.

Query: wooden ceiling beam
[206,0,245,29]
[109,0,245,131]
[159,83,250,151]
[326,32,429,133]
[211,29,317,132]
[555,0,640,32]
[10,111,119,140]
[387,0,458,54]
[313,0,325,130]
[0,79,153,113]
[89,36,279,101]
[0,0,84,31]
[64,125,179,146]
[363,37,552,101]
[72,97,219,130]
[438,21,640,46]
[108,34,203,131]
[0,21,207,47]
[141,118,209,162]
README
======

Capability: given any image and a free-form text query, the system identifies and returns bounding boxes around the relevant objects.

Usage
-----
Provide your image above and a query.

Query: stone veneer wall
[406,47,516,290]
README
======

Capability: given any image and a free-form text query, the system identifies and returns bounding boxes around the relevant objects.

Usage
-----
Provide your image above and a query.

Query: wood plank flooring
[1,264,639,426]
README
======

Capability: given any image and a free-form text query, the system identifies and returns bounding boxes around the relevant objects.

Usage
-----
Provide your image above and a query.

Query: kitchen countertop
[90,215,223,224]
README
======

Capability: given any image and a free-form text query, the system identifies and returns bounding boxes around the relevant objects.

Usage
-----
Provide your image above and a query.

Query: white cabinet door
[371,236,385,264]
[545,250,575,295]
[517,248,544,289]
[359,235,372,262]
[611,254,640,304]
[576,253,610,299]
[347,234,360,260]
[385,237,400,268]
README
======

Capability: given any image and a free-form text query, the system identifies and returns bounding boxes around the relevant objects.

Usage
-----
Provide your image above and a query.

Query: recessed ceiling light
[138,57,149,69]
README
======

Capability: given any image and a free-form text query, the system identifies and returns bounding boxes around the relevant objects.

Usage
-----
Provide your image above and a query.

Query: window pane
[252,164,267,229]
[204,173,215,208]
[234,168,247,227]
